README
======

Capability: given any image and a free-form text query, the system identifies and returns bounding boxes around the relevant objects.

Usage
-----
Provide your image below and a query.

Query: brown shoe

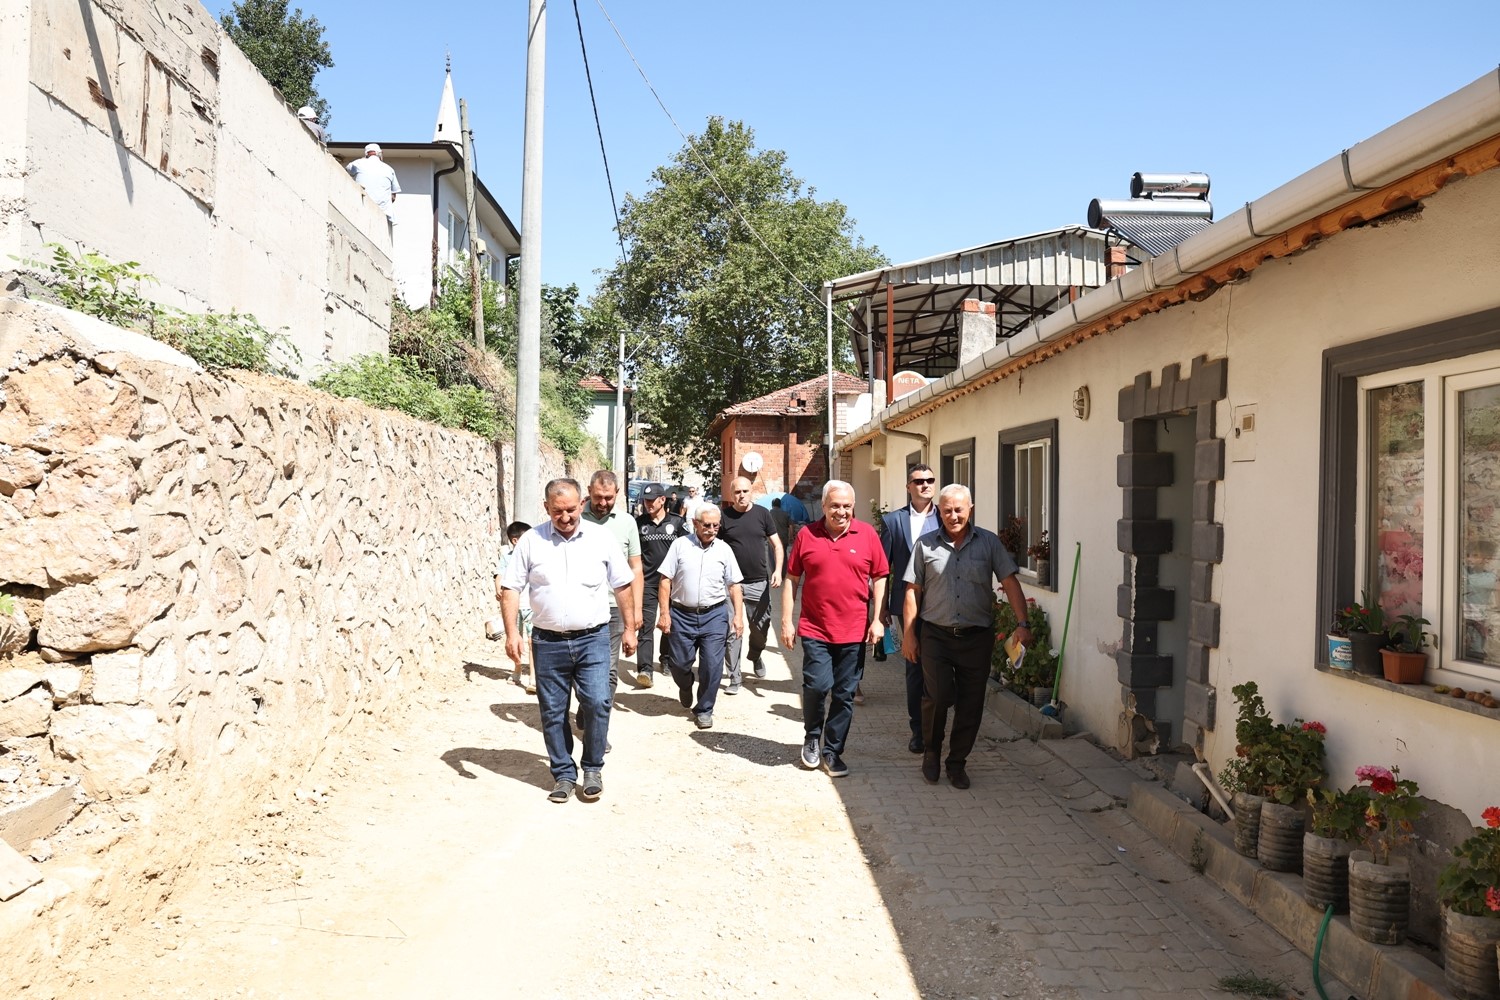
[921,752,940,785]
[947,762,971,790]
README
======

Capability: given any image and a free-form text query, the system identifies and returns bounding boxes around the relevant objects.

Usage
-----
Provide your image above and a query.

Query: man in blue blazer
[880,463,939,753]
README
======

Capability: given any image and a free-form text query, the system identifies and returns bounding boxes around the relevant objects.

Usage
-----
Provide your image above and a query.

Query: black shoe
[678,685,693,709]
[908,734,924,754]
[947,762,971,790]
[921,752,940,784]
[548,779,575,803]
[752,657,767,679]
[821,750,849,778]
[579,769,603,801]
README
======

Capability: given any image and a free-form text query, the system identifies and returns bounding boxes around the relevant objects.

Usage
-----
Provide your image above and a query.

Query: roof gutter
[430,149,462,307]
[838,66,1500,451]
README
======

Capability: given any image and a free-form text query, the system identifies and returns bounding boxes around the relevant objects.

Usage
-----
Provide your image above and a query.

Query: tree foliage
[593,118,885,477]
[221,0,334,125]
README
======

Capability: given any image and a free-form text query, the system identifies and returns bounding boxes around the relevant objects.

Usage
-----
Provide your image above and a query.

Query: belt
[923,621,991,638]
[671,600,725,614]
[532,622,607,642]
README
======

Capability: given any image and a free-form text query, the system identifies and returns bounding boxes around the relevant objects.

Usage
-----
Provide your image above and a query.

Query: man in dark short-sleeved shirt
[718,476,783,691]
[902,483,1031,790]
[634,483,688,687]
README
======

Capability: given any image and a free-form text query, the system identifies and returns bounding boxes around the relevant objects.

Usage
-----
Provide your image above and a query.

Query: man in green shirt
[582,471,644,719]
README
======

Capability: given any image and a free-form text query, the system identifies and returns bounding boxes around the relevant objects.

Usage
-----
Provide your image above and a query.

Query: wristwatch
[1016,622,1032,631]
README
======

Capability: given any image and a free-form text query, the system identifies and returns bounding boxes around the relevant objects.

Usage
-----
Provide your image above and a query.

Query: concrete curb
[1128,782,1452,1000]
[982,679,1063,740]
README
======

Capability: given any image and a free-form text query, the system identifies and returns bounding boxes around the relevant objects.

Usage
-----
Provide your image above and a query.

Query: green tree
[594,117,885,476]
[221,0,334,125]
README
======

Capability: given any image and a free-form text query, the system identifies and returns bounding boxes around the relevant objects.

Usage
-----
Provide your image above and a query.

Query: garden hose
[1044,542,1082,713]
[1313,902,1332,1000]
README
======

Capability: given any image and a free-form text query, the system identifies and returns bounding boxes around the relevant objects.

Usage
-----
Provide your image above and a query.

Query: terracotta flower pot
[1381,648,1427,684]
[1257,802,1305,873]
[1349,850,1411,945]
[1303,833,1353,913]
[1442,905,1500,1000]
[1233,792,1265,859]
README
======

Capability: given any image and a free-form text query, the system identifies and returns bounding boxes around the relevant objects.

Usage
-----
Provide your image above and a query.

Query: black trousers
[920,625,995,765]
[638,573,664,674]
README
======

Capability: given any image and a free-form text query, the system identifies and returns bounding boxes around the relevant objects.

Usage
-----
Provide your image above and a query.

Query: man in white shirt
[657,505,745,730]
[501,479,637,803]
[347,143,399,223]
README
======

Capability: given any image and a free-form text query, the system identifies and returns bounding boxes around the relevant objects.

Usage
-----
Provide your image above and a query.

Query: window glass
[1014,439,1049,571]
[1368,381,1424,620]
[1459,383,1500,664]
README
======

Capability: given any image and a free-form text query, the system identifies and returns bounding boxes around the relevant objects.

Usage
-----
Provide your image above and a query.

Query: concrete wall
[0,0,392,374]
[848,165,1500,820]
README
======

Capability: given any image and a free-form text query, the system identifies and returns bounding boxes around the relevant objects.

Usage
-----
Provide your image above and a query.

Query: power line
[590,0,862,339]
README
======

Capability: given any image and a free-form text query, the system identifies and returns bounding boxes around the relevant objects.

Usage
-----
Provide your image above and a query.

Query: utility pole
[515,0,545,520]
[460,98,484,351]
[612,328,626,475]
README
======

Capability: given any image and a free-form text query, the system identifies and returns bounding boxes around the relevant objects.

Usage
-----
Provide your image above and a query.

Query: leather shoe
[908,734,924,754]
[947,762,971,790]
[921,752,939,784]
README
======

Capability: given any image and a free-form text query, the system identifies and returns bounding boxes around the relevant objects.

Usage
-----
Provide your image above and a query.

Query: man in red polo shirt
[780,480,888,777]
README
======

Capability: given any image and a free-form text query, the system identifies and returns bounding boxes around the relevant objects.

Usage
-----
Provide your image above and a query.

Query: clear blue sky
[299,0,1500,297]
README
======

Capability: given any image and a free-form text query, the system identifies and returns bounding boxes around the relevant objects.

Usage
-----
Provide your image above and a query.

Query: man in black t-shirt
[634,483,689,687]
[719,477,784,691]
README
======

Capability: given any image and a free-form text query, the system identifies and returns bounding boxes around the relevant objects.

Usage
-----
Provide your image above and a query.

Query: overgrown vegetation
[18,243,299,376]
[18,244,598,451]
[1215,971,1288,998]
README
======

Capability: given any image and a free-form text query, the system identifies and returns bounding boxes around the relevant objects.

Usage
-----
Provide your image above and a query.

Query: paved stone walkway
[77,598,1350,999]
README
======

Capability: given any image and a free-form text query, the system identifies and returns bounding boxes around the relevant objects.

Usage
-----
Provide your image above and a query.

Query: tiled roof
[710,372,866,434]
[579,374,627,393]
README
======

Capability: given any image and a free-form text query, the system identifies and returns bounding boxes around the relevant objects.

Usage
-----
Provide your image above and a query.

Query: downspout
[431,150,462,307]
[879,417,927,463]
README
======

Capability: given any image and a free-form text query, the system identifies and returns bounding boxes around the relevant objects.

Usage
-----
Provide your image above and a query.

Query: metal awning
[830,226,1116,380]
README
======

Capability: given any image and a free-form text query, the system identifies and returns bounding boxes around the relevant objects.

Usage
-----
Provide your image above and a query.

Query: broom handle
[1051,542,1082,703]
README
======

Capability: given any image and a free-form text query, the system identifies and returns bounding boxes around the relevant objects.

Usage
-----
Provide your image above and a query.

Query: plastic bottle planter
[1302,833,1353,913]
[1257,802,1305,873]
[1349,630,1387,676]
[1326,634,1353,669]
[1348,851,1411,945]
[1233,792,1266,859]
[1441,906,1500,1000]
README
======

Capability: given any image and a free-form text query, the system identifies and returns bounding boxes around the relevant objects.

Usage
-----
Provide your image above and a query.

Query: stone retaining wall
[1,297,505,802]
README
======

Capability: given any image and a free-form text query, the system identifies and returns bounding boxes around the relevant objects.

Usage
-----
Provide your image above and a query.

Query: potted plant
[1382,613,1433,684]
[999,515,1026,565]
[1327,606,1355,670]
[1348,764,1425,944]
[1254,719,1327,872]
[1218,682,1277,858]
[1027,531,1051,586]
[1346,595,1389,676]
[1437,805,1500,1000]
[1304,785,1369,913]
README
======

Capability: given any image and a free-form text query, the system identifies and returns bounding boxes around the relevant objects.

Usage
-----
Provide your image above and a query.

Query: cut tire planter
[1257,802,1305,873]
[1349,850,1411,945]
[1442,906,1500,1000]
[1303,833,1352,913]
[1233,792,1265,859]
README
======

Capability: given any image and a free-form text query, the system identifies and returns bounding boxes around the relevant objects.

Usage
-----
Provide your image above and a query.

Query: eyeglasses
[909,477,935,485]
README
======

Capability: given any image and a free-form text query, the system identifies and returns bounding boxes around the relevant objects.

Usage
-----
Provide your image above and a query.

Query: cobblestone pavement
[79,602,1349,999]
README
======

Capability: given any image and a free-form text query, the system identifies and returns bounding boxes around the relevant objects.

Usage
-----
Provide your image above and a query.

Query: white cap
[296,106,316,120]
[364,143,382,156]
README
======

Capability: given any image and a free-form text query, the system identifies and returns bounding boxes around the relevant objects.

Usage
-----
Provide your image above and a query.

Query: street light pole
[515,0,546,520]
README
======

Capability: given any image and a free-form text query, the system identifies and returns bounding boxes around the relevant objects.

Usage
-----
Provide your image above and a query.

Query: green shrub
[155,310,300,377]
[312,354,497,438]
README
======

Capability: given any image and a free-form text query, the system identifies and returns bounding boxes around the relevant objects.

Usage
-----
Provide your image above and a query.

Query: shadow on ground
[440,746,552,789]
[688,729,797,767]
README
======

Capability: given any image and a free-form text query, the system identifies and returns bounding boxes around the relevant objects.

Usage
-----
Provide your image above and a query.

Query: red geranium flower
[1302,721,1327,735]
[1487,887,1500,913]
[1483,806,1500,829]
[1369,774,1397,795]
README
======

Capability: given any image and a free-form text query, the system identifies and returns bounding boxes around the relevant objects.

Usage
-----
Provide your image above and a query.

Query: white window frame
[1012,437,1051,576]
[1355,349,1500,682]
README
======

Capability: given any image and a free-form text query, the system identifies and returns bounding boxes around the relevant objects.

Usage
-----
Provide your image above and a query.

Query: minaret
[433,53,460,144]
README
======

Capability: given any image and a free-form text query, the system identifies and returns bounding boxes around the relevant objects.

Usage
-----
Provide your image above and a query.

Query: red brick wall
[720,414,828,502]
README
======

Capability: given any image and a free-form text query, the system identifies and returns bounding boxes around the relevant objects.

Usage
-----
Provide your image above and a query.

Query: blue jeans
[531,624,612,781]
[800,637,865,756]
[665,604,728,716]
